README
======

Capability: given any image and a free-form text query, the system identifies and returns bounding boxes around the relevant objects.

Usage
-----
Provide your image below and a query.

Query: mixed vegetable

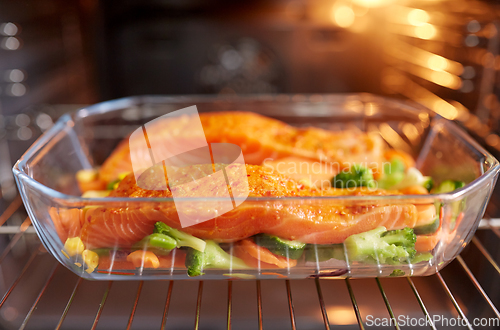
[62,222,435,276]
[65,151,466,277]
[331,164,376,188]
[345,227,420,265]
[186,240,249,277]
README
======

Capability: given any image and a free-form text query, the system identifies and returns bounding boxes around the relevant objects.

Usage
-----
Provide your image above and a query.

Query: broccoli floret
[391,168,434,192]
[377,159,406,189]
[432,180,465,193]
[331,164,376,188]
[423,177,434,192]
[154,222,206,252]
[381,227,417,247]
[432,180,466,226]
[185,240,250,276]
[344,226,417,265]
[385,158,406,175]
[390,269,405,277]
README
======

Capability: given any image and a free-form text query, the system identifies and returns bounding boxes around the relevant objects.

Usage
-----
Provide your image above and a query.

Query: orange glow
[429,70,461,89]
[450,101,470,121]
[433,100,458,118]
[486,134,500,147]
[325,307,357,325]
[407,9,429,26]
[386,44,463,83]
[427,55,448,71]
[402,123,421,144]
[353,4,369,17]
[352,0,395,8]
[333,6,355,28]
[381,67,405,92]
[379,123,413,153]
[406,65,461,89]
[415,23,436,39]
[482,52,495,68]
[385,72,460,120]
[483,93,499,110]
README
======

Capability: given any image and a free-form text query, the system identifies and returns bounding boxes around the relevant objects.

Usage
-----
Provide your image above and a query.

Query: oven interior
[2,0,500,329]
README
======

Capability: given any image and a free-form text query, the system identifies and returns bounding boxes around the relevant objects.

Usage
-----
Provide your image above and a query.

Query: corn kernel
[82,250,99,270]
[76,169,99,183]
[74,262,82,267]
[85,267,95,274]
[118,172,131,180]
[64,237,85,257]
[82,190,110,198]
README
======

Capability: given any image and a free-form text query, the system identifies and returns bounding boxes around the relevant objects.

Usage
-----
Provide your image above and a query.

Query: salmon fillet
[98,112,385,183]
[80,164,431,249]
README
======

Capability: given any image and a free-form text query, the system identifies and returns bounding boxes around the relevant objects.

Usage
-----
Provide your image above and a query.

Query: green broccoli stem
[304,244,345,262]
[186,240,250,277]
[133,233,177,255]
[147,233,177,250]
[106,179,121,190]
[254,234,306,260]
[154,222,206,252]
[344,226,386,259]
[411,252,433,264]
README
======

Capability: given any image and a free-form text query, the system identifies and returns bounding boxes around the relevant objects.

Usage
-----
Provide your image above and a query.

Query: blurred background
[2,0,500,329]
[2,0,500,197]
[4,0,500,105]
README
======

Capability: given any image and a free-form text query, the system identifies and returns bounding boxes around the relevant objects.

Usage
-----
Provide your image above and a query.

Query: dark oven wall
[96,0,387,99]
[0,0,97,114]
[0,0,97,199]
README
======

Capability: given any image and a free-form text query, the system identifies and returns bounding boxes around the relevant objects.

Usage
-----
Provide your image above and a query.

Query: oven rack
[0,194,499,329]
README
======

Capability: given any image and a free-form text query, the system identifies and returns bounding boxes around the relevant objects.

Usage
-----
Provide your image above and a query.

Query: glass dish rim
[12,94,500,205]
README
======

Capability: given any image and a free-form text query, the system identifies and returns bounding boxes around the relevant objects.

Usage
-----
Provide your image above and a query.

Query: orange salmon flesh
[57,112,434,252]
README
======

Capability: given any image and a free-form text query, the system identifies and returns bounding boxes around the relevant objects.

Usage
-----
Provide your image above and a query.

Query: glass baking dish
[12,94,500,280]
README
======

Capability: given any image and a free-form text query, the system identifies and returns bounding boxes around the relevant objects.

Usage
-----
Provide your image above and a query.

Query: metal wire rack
[0,194,499,329]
